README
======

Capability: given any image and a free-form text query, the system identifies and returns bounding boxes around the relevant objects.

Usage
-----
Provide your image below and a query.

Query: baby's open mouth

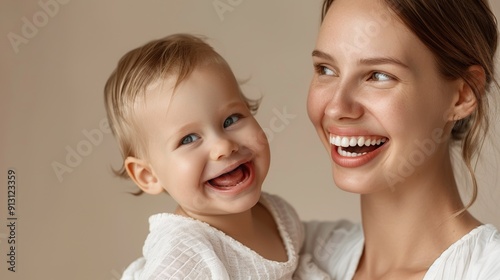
[208,163,250,188]
[330,135,388,157]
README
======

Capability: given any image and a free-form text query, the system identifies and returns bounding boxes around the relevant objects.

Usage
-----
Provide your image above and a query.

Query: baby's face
[136,63,270,220]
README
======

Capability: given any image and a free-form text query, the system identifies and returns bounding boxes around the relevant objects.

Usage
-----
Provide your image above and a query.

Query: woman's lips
[329,134,388,167]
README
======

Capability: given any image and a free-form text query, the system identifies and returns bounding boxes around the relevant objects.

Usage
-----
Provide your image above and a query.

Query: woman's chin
[332,173,388,195]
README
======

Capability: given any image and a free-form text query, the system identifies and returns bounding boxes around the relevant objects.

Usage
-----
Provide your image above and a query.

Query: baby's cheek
[246,124,270,152]
[243,128,270,166]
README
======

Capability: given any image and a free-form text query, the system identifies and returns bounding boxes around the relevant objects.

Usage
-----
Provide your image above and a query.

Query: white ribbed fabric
[121,193,304,280]
[424,224,500,279]
[300,220,500,280]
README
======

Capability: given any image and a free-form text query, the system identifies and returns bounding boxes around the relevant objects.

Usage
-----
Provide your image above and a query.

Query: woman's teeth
[329,135,387,147]
[337,146,367,157]
[330,135,387,158]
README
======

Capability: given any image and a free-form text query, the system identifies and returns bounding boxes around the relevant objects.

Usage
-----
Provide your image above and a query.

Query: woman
[299,0,500,279]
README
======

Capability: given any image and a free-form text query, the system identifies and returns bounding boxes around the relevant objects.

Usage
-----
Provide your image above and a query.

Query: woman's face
[307,0,460,193]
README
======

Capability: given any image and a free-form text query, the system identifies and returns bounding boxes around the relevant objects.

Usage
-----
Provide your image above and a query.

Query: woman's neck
[356,158,481,279]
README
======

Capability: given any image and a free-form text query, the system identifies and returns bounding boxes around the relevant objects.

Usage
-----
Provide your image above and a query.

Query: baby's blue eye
[223,114,241,128]
[180,134,199,145]
[371,72,391,81]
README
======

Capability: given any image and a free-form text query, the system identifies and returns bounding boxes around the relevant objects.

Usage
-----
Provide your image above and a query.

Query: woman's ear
[124,157,164,195]
[448,65,485,121]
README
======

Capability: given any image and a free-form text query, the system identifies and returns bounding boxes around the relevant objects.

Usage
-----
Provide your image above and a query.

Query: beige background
[1,1,499,279]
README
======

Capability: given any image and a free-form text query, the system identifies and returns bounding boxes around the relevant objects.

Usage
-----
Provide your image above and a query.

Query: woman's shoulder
[473,224,500,253]
[443,223,500,259]
[474,224,500,278]
[426,224,500,279]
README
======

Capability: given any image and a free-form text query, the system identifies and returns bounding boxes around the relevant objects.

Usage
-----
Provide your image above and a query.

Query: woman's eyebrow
[312,50,409,69]
[312,49,334,61]
[358,57,409,69]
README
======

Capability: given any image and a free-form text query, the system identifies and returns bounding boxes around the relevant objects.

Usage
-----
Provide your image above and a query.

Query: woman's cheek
[307,88,324,127]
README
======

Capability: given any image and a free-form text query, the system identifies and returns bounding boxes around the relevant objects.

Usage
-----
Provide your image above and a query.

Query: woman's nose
[210,136,239,160]
[324,82,364,121]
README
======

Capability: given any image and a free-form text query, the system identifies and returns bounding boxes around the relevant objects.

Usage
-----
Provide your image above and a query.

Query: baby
[104,34,304,279]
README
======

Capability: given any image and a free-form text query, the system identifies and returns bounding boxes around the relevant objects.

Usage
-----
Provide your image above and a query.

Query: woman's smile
[329,133,389,168]
[330,134,387,157]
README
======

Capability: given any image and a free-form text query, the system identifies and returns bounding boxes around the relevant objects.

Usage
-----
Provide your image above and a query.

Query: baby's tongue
[209,166,245,187]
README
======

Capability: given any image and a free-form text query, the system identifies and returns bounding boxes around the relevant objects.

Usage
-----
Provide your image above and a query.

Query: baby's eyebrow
[221,100,248,111]
[166,122,198,142]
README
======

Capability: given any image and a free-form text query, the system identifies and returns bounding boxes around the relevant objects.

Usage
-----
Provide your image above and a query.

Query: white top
[121,193,305,280]
[299,220,500,280]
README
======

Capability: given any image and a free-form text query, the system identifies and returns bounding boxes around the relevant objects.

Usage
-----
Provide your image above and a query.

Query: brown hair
[104,34,259,180]
[322,0,498,209]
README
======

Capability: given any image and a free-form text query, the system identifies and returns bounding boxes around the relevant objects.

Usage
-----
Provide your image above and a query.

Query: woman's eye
[223,114,241,128]
[371,72,392,82]
[315,65,335,76]
[180,134,200,145]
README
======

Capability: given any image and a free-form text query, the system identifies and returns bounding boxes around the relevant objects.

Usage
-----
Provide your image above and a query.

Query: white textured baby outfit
[121,192,304,280]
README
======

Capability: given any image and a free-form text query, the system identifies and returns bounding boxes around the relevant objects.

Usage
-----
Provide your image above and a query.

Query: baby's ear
[448,65,484,121]
[124,157,164,195]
